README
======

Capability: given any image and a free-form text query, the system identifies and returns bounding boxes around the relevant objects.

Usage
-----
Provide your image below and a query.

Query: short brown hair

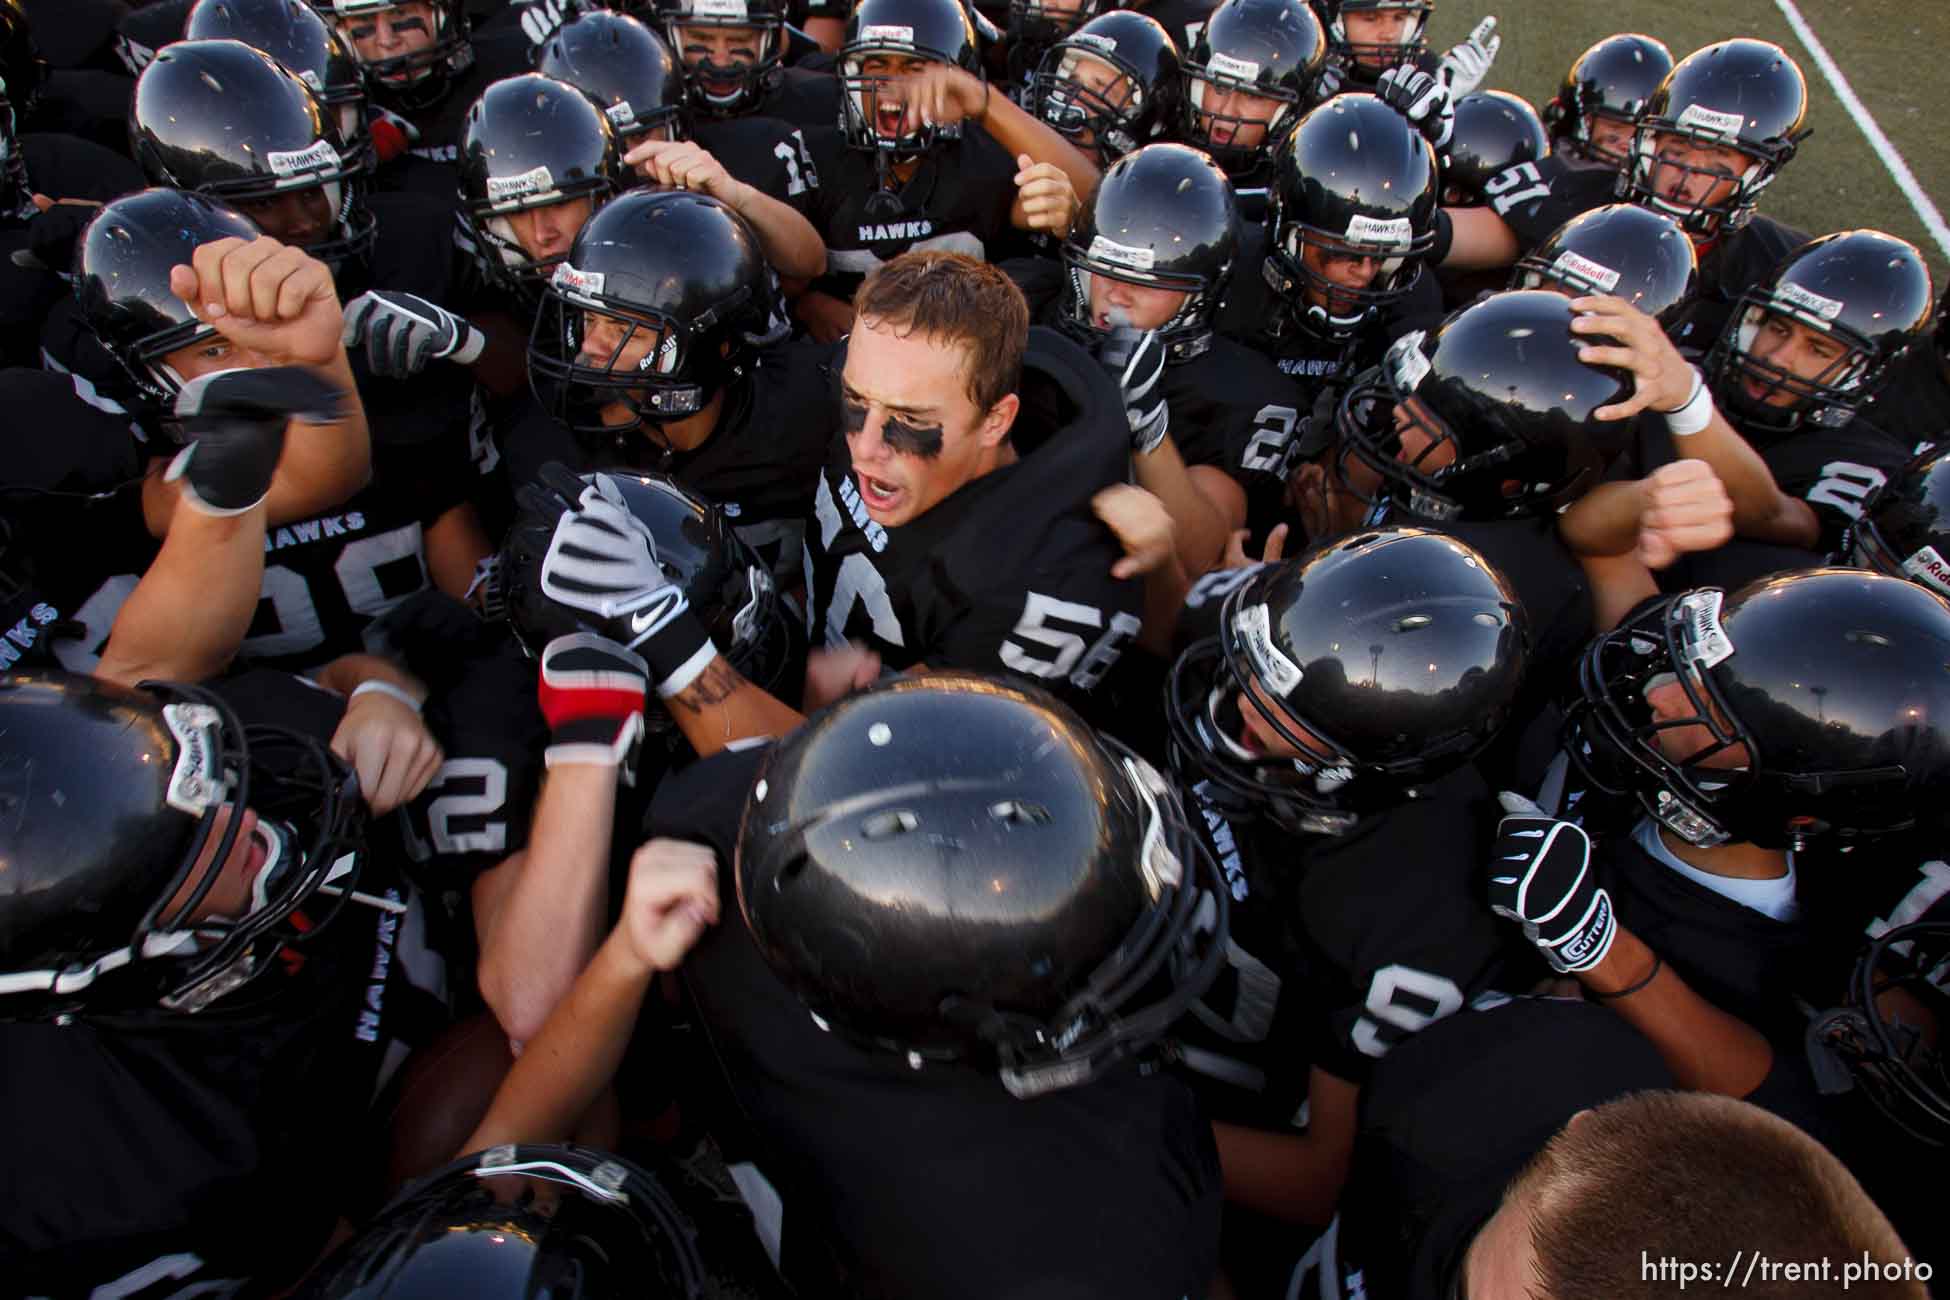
[853,251,1029,415]
[1508,1091,1922,1298]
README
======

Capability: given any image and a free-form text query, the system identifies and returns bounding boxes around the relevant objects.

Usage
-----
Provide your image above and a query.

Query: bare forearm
[1685,414,1791,535]
[726,180,827,279]
[1134,437,1229,577]
[477,767,620,1043]
[1211,1121,1349,1227]
[463,930,653,1154]
[1580,926,1774,1097]
[95,507,266,686]
[663,654,806,759]
[981,91,1100,204]
[314,652,426,700]
[1439,206,1521,271]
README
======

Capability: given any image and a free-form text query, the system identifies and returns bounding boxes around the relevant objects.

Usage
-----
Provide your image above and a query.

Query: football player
[1542,32,1674,171]
[1294,1001,1922,1300]
[0,666,445,1292]
[1027,8,1184,168]
[1161,527,1537,1283]
[1440,39,1812,350]
[465,673,1230,1297]
[1432,88,1550,306]
[1177,0,1325,208]
[790,0,1098,340]
[651,0,842,132]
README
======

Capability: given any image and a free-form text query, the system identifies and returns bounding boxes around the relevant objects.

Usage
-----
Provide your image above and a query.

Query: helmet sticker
[1675,589,1735,668]
[266,138,339,178]
[1674,102,1746,140]
[551,263,607,300]
[1072,31,1116,52]
[604,101,638,128]
[1902,544,1950,597]
[1385,330,1431,392]
[694,0,751,17]
[1345,213,1412,246]
[1235,601,1303,695]
[487,164,558,203]
[162,702,227,816]
[1776,280,1845,322]
[1552,249,1621,292]
[860,23,916,46]
[1206,51,1260,83]
[1088,234,1156,271]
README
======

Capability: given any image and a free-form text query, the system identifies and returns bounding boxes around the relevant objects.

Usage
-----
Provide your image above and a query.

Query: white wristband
[1661,367,1714,437]
[350,679,425,713]
[450,324,488,366]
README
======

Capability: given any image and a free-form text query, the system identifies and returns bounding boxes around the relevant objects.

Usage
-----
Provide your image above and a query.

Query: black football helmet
[1623,38,1808,236]
[186,0,371,171]
[458,73,624,298]
[528,189,779,442]
[131,39,376,266]
[1005,0,1119,86]
[1566,568,1950,850]
[73,188,263,420]
[1440,89,1550,206]
[1335,289,1637,521]
[0,670,364,1020]
[1,0,47,218]
[1057,143,1236,364]
[1181,0,1326,177]
[1318,0,1430,75]
[1846,445,1950,598]
[737,672,1228,1098]
[1512,202,1698,324]
[1262,92,1437,341]
[650,0,788,117]
[535,9,689,145]
[1029,10,1181,167]
[322,0,472,109]
[1166,527,1529,834]
[1544,32,1674,168]
[1810,920,1950,1147]
[297,1144,706,1297]
[1705,229,1935,439]
[838,0,981,157]
[501,466,795,710]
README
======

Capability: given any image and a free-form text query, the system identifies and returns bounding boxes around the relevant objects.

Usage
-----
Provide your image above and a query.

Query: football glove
[1376,64,1456,151]
[1099,320,1171,456]
[1437,16,1501,99]
[1487,791,1617,974]
[165,366,343,516]
[342,290,488,379]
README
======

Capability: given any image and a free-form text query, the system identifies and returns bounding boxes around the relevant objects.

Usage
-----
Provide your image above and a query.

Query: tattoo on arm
[669,656,745,716]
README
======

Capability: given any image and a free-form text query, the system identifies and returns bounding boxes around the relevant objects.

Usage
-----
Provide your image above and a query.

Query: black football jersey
[1476,151,1614,251]
[643,744,1226,1300]
[752,64,846,133]
[1292,997,1673,1300]
[695,114,823,213]
[800,328,1143,710]
[801,122,1021,302]
[368,42,530,209]
[0,667,443,1296]
[1145,0,1220,53]
[1664,214,1810,354]
[506,339,837,581]
[1,134,146,368]
[1860,344,1950,449]
[1750,417,1919,557]
[111,0,192,74]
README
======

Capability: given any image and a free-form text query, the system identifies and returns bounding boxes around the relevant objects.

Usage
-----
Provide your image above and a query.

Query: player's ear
[976,392,1018,448]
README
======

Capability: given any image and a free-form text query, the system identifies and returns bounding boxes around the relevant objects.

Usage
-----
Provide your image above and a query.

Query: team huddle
[3,0,1948,1294]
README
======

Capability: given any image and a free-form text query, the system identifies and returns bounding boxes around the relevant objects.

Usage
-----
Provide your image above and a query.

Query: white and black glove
[1376,64,1456,152]
[1487,791,1617,974]
[342,290,488,379]
[515,463,717,696]
[1099,321,1171,456]
[1437,16,1501,99]
[165,366,344,517]
[538,632,648,770]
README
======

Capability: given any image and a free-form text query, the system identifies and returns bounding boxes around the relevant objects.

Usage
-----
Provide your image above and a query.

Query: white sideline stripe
[1775,0,1950,261]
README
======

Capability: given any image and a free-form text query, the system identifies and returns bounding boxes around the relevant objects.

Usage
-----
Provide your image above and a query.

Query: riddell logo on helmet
[1072,32,1116,51]
[1235,602,1304,696]
[266,139,339,179]
[860,24,915,46]
[1902,545,1950,597]
[1678,589,1736,668]
[1552,250,1621,293]
[552,264,606,299]
[694,0,750,17]
[1088,235,1155,272]
[605,101,639,128]
[1674,103,1746,140]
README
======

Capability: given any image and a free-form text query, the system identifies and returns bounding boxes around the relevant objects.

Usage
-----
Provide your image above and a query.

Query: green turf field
[1420,0,1950,289]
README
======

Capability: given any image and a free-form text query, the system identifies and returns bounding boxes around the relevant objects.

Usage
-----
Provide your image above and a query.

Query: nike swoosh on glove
[165,366,344,516]
[342,290,487,379]
[1487,793,1617,973]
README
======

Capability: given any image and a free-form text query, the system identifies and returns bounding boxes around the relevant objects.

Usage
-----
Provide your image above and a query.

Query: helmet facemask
[332,0,472,109]
[1624,118,1794,237]
[1032,45,1147,163]
[840,47,953,157]
[665,9,782,116]
[460,171,610,300]
[1059,254,1222,365]
[1810,922,1950,1147]
[1184,66,1298,175]
[1267,219,1423,340]
[1707,295,1879,438]
[1327,0,1432,75]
